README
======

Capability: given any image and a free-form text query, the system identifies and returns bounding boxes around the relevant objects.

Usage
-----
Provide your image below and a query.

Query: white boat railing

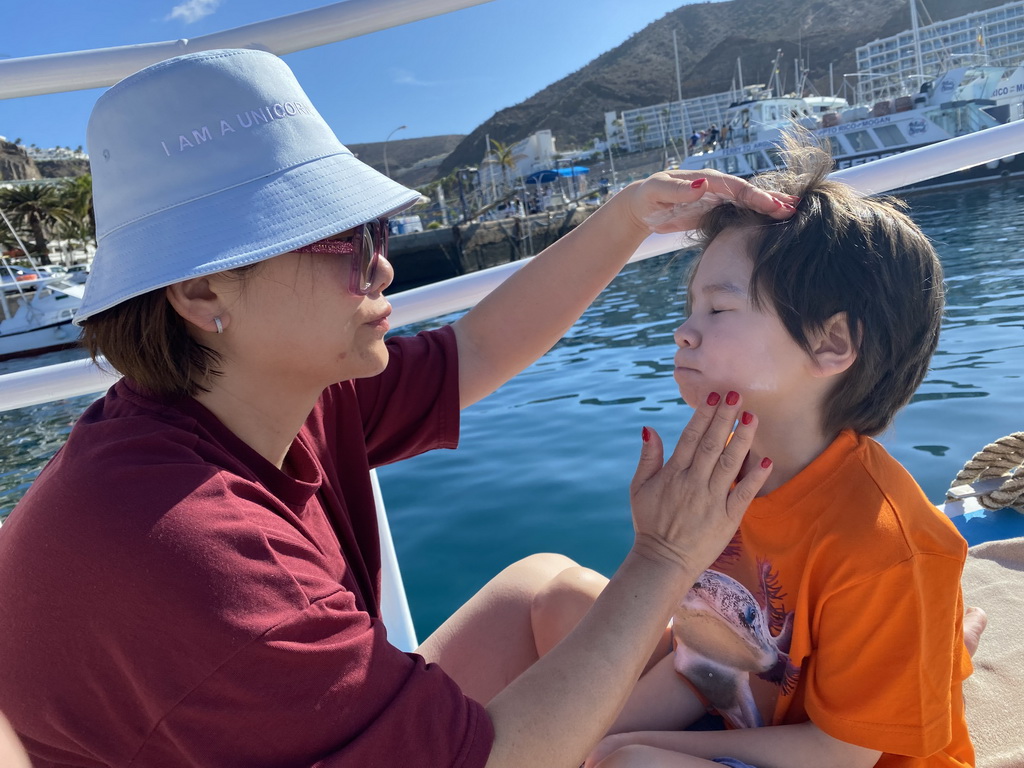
[0,0,494,100]
[3,0,1023,651]
[4,120,1023,415]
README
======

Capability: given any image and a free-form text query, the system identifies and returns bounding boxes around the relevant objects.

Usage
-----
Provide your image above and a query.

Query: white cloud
[166,0,221,23]
[391,69,440,87]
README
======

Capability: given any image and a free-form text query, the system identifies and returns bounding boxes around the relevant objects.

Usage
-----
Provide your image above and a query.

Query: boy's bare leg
[595,744,726,768]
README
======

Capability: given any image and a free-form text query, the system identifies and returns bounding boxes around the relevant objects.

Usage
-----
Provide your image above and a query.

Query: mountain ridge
[436,0,1012,176]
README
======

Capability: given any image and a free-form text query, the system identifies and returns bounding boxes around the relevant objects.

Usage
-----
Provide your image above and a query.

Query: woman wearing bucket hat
[0,50,795,768]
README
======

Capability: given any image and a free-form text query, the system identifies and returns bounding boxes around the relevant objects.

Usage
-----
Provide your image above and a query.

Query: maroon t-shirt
[0,326,495,768]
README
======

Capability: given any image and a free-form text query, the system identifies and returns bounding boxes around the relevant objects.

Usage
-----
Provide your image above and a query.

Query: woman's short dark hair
[79,265,259,397]
[690,136,944,437]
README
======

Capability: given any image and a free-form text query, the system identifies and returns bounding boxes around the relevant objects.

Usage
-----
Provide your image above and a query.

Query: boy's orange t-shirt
[676,430,974,767]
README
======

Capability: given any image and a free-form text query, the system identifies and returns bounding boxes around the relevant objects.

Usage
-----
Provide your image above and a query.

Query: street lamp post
[383,124,407,178]
[456,169,469,223]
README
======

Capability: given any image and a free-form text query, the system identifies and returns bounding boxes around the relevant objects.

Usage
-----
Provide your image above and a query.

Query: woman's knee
[502,552,578,584]
[531,564,608,656]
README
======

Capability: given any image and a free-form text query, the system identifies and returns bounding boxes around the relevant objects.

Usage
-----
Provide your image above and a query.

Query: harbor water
[2,184,1023,640]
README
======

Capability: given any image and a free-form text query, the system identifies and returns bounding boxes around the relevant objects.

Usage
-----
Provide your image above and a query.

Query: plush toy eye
[741,605,757,626]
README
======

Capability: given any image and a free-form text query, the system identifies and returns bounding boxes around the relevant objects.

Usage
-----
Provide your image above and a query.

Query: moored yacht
[680,69,1018,190]
[0,267,83,361]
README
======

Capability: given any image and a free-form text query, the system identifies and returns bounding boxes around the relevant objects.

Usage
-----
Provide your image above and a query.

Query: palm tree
[487,139,525,195]
[610,118,624,150]
[59,175,95,245]
[0,183,71,264]
[635,118,650,152]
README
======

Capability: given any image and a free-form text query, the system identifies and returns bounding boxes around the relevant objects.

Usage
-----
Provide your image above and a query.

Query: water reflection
[3,184,1024,633]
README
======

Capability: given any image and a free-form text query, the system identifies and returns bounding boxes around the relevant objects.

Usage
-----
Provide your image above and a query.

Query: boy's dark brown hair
[80,265,259,397]
[690,136,944,437]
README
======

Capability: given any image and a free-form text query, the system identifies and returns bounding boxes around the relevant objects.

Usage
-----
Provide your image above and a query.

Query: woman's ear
[165,277,226,335]
[810,312,857,378]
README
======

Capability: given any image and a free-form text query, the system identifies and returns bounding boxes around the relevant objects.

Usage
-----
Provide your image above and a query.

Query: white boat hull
[0,319,80,361]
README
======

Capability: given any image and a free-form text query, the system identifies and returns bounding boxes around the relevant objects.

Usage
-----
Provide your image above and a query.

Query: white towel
[961,536,1024,768]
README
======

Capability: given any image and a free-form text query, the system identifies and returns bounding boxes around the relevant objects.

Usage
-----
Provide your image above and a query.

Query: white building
[476,130,558,192]
[856,0,1024,103]
[609,89,739,155]
[24,146,88,161]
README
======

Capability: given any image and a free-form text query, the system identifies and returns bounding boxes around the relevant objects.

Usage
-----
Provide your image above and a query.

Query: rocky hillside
[348,134,464,188]
[0,141,90,181]
[438,0,1012,175]
[3,0,1011,188]
[0,141,41,181]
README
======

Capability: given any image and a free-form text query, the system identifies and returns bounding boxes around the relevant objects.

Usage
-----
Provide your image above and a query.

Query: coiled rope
[947,432,1024,512]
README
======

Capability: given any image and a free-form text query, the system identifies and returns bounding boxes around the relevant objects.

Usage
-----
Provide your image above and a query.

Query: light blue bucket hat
[76,48,420,324]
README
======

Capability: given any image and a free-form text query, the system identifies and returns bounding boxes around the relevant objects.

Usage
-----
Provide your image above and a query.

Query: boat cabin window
[874,124,906,148]
[845,130,878,152]
[721,155,740,174]
[745,152,772,172]
[766,146,785,169]
[817,137,836,158]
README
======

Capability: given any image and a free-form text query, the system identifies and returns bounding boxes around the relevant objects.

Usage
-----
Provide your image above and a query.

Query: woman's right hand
[629,391,771,576]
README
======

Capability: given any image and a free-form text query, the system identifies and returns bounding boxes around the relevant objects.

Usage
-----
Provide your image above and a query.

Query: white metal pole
[0,0,496,100]
[370,469,418,651]
[4,121,1024,412]
[910,0,926,87]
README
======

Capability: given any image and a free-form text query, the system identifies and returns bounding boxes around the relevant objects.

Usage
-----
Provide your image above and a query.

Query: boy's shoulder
[820,430,967,563]
[754,430,965,565]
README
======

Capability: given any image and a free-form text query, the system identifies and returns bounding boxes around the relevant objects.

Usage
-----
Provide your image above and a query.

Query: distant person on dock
[581,136,976,768]
[705,124,719,151]
[0,49,798,768]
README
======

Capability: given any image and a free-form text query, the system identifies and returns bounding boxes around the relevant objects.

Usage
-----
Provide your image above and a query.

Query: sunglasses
[291,217,389,295]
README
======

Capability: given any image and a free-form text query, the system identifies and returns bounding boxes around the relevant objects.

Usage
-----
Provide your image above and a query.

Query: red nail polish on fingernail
[642,426,651,443]
[761,457,773,469]
[741,411,753,425]
[780,202,797,212]
[690,178,707,189]
[726,391,739,406]
[706,392,721,406]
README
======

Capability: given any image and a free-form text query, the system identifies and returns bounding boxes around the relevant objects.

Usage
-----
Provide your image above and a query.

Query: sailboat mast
[910,0,925,91]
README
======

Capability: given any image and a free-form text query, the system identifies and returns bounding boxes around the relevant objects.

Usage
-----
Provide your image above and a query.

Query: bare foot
[963,606,987,657]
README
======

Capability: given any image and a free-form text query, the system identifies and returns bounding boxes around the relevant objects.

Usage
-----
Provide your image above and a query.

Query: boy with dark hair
[585,140,973,768]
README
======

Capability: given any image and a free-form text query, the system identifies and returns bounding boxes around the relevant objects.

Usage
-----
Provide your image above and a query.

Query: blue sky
[1,0,705,153]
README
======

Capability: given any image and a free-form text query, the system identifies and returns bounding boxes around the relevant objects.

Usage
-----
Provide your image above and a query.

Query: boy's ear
[810,312,857,378]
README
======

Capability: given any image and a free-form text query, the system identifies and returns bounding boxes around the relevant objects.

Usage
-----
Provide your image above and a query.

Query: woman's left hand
[618,169,797,235]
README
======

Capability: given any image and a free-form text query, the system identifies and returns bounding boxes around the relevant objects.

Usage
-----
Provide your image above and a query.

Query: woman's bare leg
[418,557,678,706]
[417,552,577,704]
[532,565,672,675]
[609,653,707,733]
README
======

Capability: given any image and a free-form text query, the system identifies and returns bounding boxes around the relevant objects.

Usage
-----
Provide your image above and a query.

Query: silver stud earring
[213,317,223,334]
